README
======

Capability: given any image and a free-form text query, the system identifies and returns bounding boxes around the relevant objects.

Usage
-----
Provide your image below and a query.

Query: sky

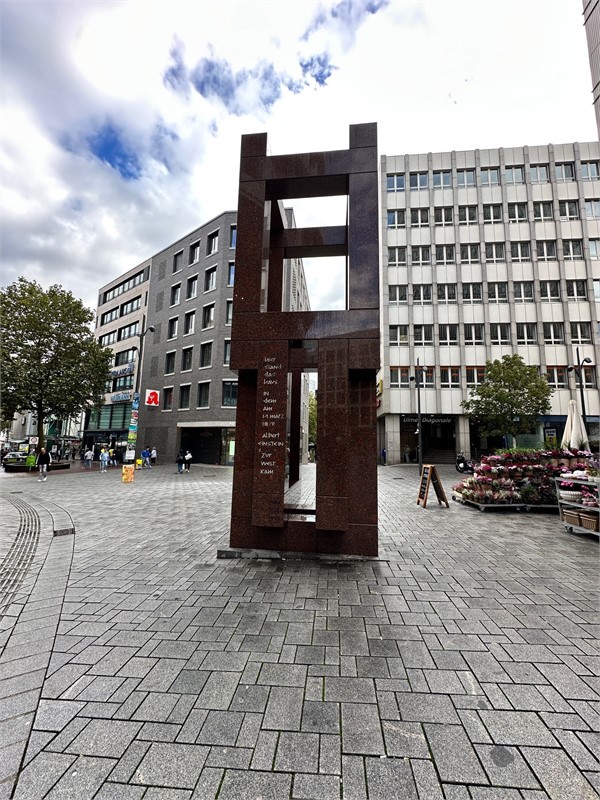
[1,0,597,315]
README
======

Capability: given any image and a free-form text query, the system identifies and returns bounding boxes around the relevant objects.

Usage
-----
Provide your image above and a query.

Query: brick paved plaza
[0,462,598,799]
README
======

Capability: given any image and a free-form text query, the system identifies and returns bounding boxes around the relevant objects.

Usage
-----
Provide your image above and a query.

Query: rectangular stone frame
[229,123,380,556]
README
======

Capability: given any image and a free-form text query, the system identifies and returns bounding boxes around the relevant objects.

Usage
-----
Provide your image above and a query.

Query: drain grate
[54,528,75,537]
[0,497,41,618]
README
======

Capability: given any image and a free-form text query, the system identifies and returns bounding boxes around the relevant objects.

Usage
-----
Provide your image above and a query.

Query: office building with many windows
[379,141,600,464]
[584,0,600,137]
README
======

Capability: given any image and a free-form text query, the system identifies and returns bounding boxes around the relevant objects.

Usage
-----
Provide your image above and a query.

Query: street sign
[29,436,39,445]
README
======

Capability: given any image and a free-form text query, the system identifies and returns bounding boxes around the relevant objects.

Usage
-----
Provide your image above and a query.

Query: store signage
[145,390,160,406]
[403,416,453,424]
[110,362,134,377]
[111,391,132,402]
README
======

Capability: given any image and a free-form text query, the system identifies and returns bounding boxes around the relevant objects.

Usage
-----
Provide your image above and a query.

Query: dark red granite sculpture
[230,124,380,556]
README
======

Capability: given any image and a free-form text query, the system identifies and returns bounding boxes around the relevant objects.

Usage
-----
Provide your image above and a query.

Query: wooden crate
[562,509,581,526]
[579,512,599,532]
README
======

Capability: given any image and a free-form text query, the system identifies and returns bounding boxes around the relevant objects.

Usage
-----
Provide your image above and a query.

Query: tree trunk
[37,405,45,451]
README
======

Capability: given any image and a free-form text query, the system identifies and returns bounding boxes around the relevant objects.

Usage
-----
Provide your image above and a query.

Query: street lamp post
[124,323,155,464]
[411,358,427,474]
[567,346,593,432]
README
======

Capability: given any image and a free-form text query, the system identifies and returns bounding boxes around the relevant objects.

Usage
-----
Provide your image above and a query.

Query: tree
[0,278,113,449]
[308,391,317,446]
[461,354,553,443]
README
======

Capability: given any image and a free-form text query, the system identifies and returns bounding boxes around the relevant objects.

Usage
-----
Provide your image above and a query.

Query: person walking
[150,446,157,467]
[109,446,116,467]
[176,450,185,474]
[184,449,192,472]
[36,447,52,481]
[99,448,109,473]
[84,448,94,470]
[141,447,151,468]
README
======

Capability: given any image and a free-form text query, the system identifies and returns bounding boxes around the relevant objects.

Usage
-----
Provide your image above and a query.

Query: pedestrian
[381,447,387,466]
[36,447,52,481]
[141,447,151,468]
[150,446,157,467]
[109,446,116,466]
[176,450,185,474]
[184,449,192,472]
[99,448,109,473]
[84,447,94,470]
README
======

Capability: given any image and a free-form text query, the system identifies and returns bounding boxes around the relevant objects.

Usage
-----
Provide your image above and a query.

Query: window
[168,317,178,339]
[421,367,435,388]
[571,322,592,343]
[170,284,181,306]
[480,167,499,186]
[204,266,217,292]
[387,173,405,192]
[559,200,579,220]
[458,205,477,224]
[595,280,600,303]
[440,367,460,387]
[113,375,134,391]
[229,225,237,248]
[485,242,505,262]
[189,241,200,264]
[488,282,508,303]
[590,240,600,259]
[435,245,455,264]
[462,282,483,303]
[439,324,458,345]
[207,231,219,255]
[563,240,583,260]
[464,324,485,345]
[585,199,600,219]
[202,304,215,329]
[457,168,475,187]
[582,367,597,388]
[432,170,451,188]
[533,201,553,221]
[466,367,486,385]
[387,209,406,227]
[540,281,560,302]
[390,368,410,388]
[115,348,136,366]
[508,203,527,222]
[388,246,407,266]
[413,284,432,305]
[120,297,141,316]
[536,240,557,261]
[483,204,502,223]
[410,171,428,190]
[165,352,176,374]
[530,164,549,183]
[437,283,457,303]
[545,367,567,389]
[103,270,145,303]
[389,325,409,345]
[173,251,183,272]
[179,384,190,409]
[225,300,233,325]
[566,280,587,300]
[505,165,524,184]
[581,161,599,180]
[100,308,119,325]
[182,347,193,371]
[118,322,139,341]
[414,324,434,345]
[411,246,430,265]
[516,323,537,344]
[200,341,212,368]
[197,381,210,407]
[556,162,575,181]
[184,311,195,335]
[490,323,511,344]
[99,331,117,346]
[163,387,173,410]
[510,241,531,261]
[228,262,235,286]
[223,339,231,366]
[434,206,453,225]
[410,208,429,227]
[222,381,238,407]
[186,275,198,300]
[460,243,479,263]
[389,285,408,304]
[543,322,564,343]
[514,281,534,303]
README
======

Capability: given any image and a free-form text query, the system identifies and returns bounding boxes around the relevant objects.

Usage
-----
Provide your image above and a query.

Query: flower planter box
[559,491,583,502]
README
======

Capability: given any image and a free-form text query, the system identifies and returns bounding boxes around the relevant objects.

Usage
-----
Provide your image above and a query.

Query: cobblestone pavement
[0,461,598,799]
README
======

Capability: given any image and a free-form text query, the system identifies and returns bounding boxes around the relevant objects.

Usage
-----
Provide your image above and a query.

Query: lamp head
[582,357,592,365]
[148,325,155,333]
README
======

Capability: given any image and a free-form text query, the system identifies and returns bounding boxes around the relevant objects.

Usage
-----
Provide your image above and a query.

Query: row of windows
[389,321,593,346]
[388,239,590,265]
[389,279,599,305]
[99,321,140,347]
[162,380,238,411]
[390,365,597,388]
[167,300,232,340]
[102,271,146,303]
[165,340,231,374]
[387,161,599,192]
[171,227,236,274]
[100,296,142,326]
[105,374,135,393]
[387,199,597,228]
[170,263,234,306]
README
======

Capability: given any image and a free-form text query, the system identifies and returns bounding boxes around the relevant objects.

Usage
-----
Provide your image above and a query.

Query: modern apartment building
[584,0,600,137]
[378,141,600,464]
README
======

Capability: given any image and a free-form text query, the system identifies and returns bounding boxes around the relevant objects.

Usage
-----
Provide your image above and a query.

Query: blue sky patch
[191,57,284,115]
[300,54,336,86]
[164,41,189,94]
[87,123,141,180]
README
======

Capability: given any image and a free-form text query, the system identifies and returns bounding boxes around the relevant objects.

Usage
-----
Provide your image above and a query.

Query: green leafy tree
[308,391,317,446]
[461,354,553,443]
[0,278,113,449]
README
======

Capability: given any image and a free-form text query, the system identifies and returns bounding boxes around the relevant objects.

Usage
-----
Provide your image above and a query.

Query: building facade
[379,141,600,464]
[584,0,600,137]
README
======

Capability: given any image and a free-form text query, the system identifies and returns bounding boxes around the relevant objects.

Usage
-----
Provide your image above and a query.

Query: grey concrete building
[378,141,600,464]
[584,0,600,137]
